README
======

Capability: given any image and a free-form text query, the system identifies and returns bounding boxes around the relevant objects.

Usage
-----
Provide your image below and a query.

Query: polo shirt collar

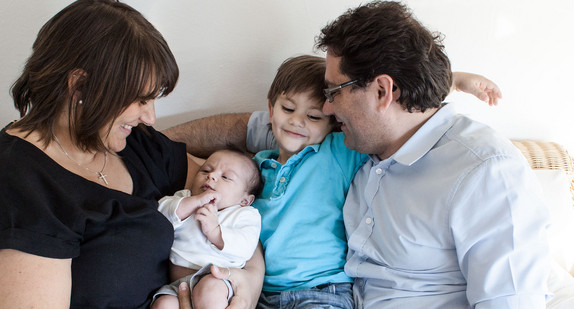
[255,143,320,168]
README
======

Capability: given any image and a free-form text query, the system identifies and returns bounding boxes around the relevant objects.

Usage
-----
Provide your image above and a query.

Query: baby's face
[269,90,334,163]
[191,150,254,210]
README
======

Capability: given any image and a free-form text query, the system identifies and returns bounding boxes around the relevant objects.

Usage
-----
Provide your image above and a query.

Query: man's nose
[323,98,334,115]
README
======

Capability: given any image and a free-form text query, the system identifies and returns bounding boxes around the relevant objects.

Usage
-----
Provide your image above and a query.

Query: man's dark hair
[316,0,452,112]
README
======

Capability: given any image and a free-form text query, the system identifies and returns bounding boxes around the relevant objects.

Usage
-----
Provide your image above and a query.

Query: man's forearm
[162,113,252,158]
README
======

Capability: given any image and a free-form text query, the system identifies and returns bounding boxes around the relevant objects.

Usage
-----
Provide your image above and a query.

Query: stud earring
[78,100,83,104]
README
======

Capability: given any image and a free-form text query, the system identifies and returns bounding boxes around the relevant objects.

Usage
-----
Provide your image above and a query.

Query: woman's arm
[184,153,204,190]
[220,243,265,309]
[0,249,72,308]
[177,243,265,309]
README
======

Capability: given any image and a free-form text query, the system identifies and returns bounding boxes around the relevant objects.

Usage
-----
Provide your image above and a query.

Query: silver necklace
[53,135,109,185]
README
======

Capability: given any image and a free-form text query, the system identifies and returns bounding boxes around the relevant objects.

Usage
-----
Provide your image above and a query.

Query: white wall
[1,0,573,153]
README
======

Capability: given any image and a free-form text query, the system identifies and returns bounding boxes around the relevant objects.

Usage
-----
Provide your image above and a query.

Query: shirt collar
[375,103,456,166]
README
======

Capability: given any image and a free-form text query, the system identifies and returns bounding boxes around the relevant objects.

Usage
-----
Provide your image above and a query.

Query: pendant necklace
[53,135,109,185]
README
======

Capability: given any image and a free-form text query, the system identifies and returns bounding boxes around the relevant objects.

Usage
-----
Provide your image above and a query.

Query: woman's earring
[78,100,83,104]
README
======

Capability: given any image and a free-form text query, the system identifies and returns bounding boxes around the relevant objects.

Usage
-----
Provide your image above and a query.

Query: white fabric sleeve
[157,189,192,229]
[451,155,551,308]
[246,111,277,153]
[217,206,261,263]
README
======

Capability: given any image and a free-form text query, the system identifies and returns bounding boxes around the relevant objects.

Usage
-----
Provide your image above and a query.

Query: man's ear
[374,74,396,112]
[67,68,87,101]
[241,194,255,206]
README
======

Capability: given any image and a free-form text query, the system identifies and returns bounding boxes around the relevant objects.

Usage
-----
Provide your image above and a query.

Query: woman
[0,1,262,308]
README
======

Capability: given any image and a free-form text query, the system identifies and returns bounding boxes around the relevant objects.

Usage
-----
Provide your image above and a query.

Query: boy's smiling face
[269,90,334,164]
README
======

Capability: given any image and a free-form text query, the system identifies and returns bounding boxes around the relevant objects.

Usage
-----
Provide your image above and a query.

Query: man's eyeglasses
[323,80,358,103]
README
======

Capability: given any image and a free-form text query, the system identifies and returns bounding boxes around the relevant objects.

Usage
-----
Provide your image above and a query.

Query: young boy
[152,149,262,309]
[252,55,368,308]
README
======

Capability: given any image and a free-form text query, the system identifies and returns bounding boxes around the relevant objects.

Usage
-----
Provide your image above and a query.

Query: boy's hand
[452,72,503,106]
[195,204,224,249]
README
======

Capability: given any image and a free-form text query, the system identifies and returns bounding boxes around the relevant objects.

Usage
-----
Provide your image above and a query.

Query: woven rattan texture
[512,140,574,206]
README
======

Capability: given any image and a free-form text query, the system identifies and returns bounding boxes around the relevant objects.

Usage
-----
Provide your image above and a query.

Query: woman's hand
[177,244,264,308]
[451,72,503,106]
[217,243,264,309]
[177,282,193,309]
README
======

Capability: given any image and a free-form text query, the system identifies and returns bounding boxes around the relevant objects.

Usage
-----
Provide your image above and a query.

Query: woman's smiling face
[102,98,156,152]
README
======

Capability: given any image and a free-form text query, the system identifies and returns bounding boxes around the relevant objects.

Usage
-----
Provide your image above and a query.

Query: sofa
[511,140,574,308]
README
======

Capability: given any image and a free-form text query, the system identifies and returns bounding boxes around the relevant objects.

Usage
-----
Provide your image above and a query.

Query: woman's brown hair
[10,0,179,151]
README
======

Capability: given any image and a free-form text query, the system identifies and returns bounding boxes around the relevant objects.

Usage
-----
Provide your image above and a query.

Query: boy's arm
[162,113,252,158]
[451,72,503,106]
[162,72,498,157]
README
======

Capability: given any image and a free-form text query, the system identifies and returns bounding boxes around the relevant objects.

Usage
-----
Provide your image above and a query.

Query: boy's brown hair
[267,55,326,107]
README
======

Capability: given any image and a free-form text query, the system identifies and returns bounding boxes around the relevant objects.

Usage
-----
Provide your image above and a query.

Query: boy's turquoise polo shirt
[252,132,368,292]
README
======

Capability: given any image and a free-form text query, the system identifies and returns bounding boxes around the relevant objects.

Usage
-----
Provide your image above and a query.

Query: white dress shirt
[344,104,551,308]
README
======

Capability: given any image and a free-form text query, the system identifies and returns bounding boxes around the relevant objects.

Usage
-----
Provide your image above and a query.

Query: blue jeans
[257,283,353,309]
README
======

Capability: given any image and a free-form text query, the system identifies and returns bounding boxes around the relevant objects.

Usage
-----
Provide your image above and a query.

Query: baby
[152,149,262,309]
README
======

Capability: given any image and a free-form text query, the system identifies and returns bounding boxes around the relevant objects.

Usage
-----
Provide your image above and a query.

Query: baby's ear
[241,194,255,206]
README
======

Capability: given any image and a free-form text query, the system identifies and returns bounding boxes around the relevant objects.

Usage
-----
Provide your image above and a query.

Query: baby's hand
[193,190,220,208]
[176,191,220,220]
[195,204,223,249]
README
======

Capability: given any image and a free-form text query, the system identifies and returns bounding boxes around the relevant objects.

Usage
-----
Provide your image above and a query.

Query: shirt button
[279,177,286,183]
[271,163,277,168]
[365,217,372,224]
[375,168,383,175]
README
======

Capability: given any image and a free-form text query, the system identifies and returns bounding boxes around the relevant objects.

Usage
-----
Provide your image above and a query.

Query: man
[314,1,549,308]
[165,2,550,308]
